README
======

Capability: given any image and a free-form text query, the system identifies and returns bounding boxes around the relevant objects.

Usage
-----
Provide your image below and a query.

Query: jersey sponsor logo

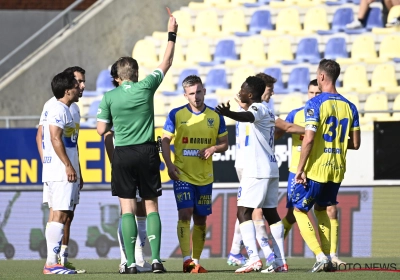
[97,108,102,115]
[55,119,61,123]
[183,149,200,157]
[207,118,214,127]
[306,108,314,116]
[45,111,48,117]
[189,137,212,144]
[251,105,258,111]
[182,137,188,143]
[324,147,342,154]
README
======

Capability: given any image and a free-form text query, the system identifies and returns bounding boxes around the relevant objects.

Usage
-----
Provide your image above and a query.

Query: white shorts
[43,182,80,205]
[45,181,80,211]
[237,177,279,208]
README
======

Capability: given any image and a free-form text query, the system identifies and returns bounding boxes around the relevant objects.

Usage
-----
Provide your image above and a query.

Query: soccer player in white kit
[36,66,86,273]
[41,72,80,274]
[216,76,287,273]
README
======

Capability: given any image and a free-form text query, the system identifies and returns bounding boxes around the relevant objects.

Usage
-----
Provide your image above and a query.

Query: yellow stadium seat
[387,5,400,24]
[157,72,175,92]
[341,65,374,94]
[154,116,166,128]
[226,37,267,67]
[371,63,400,93]
[172,10,193,37]
[270,0,322,7]
[159,40,186,67]
[265,37,294,64]
[154,97,167,117]
[194,9,220,36]
[261,8,301,36]
[391,94,400,120]
[168,96,187,112]
[231,67,257,92]
[186,38,212,64]
[278,94,303,119]
[378,35,400,62]
[189,0,237,9]
[342,94,360,109]
[302,7,329,34]
[221,8,247,35]
[231,0,257,4]
[132,39,158,68]
[336,35,378,64]
[363,93,391,121]
[215,89,237,103]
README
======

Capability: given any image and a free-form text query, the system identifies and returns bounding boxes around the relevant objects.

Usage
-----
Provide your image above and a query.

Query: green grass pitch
[1,258,399,279]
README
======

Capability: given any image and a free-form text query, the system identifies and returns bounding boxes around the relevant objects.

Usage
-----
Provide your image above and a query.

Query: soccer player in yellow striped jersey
[161,75,228,273]
[294,59,361,272]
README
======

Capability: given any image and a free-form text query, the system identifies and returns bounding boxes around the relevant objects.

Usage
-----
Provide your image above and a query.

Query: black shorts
[111,143,162,199]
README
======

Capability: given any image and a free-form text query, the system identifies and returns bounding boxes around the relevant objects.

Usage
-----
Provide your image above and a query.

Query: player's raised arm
[158,13,178,75]
[216,101,255,122]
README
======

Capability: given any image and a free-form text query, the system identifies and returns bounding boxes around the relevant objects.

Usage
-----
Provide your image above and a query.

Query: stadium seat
[205,95,219,108]
[278,94,303,119]
[264,67,287,94]
[132,39,158,68]
[186,38,212,65]
[226,37,267,67]
[168,96,188,112]
[261,8,301,36]
[303,7,330,34]
[194,9,220,36]
[163,68,199,96]
[231,67,256,92]
[370,63,400,93]
[324,37,348,60]
[221,9,247,35]
[80,100,101,128]
[387,5,400,24]
[287,67,310,93]
[205,68,229,93]
[282,37,320,64]
[391,94,400,120]
[172,10,193,37]
[96,69,114,93]
[318,8,353,34]
[264,37,294,65]
[154,97,167,117]
[336,35,377,64]
[270,0,323,8]
[159,40,186,67]
[345,7,383,34]
[363,93,391,121]
[156,72,175,93]
[188,0,232,9]
[200,39,237,66]
[342,93,360,109]
[378,35,400,62]
[341,64,373,93]
[236,10,272,36]
[215,88,236,103]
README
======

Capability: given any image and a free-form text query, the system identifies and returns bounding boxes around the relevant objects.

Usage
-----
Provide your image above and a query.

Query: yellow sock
[192,225,206,260]
[293,210,323,256]
[330,219,339,255]
[177,220,191,257]
[282,217,293,239]
[314,210,331,255]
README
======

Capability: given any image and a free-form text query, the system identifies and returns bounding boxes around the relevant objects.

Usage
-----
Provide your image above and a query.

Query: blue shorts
[286,172,303,209]
[173,180,213,216]
[291,178,341,212]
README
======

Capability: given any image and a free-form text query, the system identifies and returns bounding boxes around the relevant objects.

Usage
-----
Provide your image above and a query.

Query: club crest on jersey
[207,118,214,127]
[182,137,188,143]
[251,105,258,111]
[306,109,314,116]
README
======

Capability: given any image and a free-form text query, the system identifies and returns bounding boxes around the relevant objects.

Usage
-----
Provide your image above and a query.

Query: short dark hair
[116,57,139,81]
[256,72,277,88]
[51,72,78,99]
[182,75,203,89]
[308,79,318,88]
[63,66,85,75]
[245,76,266,100]
[110,62,119,87]
[318,59,340,83]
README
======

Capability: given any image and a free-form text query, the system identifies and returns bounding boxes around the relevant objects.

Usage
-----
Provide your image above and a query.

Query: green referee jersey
[97,69,164,146]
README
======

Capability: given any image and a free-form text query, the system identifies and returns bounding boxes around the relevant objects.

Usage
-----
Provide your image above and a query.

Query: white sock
[135,216,146,264]
[193,258,199,265]
[230,219,243,255]
[239,221,259,262]
[254,219,274,259]
[316,252,327,261]
[117,217,126,264]
[59,245,68,265]
[45,222,64,265]
[270,221,286,265]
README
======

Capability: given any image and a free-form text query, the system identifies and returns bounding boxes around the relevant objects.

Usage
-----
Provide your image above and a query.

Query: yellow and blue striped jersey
[285,107,305,173]
[304,93,360,183]
[163,104,228,185]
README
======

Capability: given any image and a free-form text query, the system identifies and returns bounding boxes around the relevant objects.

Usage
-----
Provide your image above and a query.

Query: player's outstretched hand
[215,101,231,116]
[66,166,77,183]
[295,171,307,187]
[167,164,180,181]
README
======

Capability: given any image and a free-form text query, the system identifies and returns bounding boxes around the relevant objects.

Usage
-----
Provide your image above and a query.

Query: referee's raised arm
[158,15,178,76]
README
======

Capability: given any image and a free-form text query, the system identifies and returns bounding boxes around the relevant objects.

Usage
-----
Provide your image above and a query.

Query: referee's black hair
[245,76,266,100]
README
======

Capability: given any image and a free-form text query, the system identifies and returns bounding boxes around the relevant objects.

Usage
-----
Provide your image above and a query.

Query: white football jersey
[241,102,279,178]
[39,97,80,127]
[234,107,247,169]
[41,101,80,182]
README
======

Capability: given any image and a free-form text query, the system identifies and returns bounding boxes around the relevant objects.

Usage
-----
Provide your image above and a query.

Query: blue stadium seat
[96,69,114,93]
[80,100,101,128]
[199,39,237,66]
[318,8,353,34]
[287,67,310,93]
[243,0,271,7]
[282,37,320,64]
[264,67,288,94]
[163,68,199,96]
[236,10,272,36]
[205,68,228,93]
[324,37,348,60]
[205,95,219,108]
[345,7,383,34]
